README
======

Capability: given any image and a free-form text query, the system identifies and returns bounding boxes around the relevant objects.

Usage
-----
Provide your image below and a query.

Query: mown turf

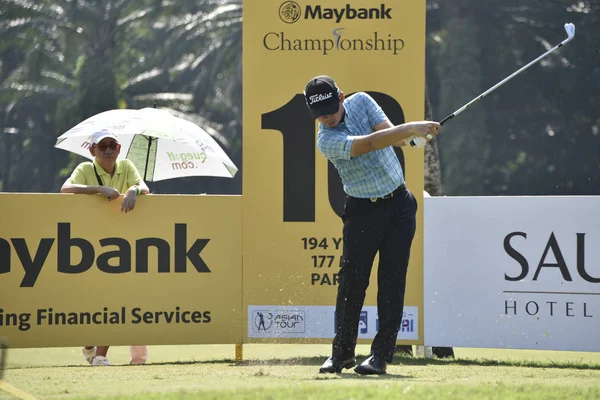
[2,345,599,399]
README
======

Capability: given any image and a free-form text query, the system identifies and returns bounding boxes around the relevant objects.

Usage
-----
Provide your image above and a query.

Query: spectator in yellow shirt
[60,130,150,366]
[61,130,149,213]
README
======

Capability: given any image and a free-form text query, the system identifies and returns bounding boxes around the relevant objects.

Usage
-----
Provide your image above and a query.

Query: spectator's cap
[304,75,341,119]
[90,130,118,144]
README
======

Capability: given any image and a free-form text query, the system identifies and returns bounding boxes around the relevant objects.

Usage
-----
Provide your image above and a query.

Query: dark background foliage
[1,0,597,196]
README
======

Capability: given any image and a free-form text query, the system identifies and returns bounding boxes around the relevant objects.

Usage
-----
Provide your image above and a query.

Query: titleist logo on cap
[308,92,333,105]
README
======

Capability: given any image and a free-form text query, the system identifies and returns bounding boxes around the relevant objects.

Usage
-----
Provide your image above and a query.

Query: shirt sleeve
[361,92,388,129]
[317,130,355,161]
[66,162,92,185]
[124,159,143,187]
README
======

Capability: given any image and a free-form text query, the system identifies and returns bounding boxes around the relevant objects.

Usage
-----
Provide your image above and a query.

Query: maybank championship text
[0,307,212,332]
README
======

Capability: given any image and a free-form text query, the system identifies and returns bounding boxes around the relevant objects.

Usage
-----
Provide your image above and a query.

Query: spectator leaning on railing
[60,130,150,366]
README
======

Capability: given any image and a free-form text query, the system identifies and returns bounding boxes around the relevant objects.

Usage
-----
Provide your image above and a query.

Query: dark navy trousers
[332,184,417,362]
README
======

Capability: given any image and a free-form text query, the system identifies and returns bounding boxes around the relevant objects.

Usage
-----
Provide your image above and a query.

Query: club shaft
[439,36,572,126]
[410,27,573,145]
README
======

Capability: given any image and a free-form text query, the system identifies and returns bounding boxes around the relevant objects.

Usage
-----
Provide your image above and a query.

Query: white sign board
[248,305,418,340]
[424,197,600,351]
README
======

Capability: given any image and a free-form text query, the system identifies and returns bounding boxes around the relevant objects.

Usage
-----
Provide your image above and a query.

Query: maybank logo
[0,223,211,287]
[279,1,301,23]
[279,3,393,24]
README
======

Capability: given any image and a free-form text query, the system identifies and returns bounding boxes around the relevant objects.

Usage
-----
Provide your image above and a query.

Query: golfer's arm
[350,122,417,157]
[60,183,103,194]
[374,120,412,147]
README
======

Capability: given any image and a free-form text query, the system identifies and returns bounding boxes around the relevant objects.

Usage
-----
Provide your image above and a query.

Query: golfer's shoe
[354,355,387,375]
[91,355,111,366]
[82,347,96,365]
[318,356,356,373]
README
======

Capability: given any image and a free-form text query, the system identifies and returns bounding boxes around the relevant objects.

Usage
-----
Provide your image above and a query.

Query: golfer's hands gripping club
[407,121,441,148]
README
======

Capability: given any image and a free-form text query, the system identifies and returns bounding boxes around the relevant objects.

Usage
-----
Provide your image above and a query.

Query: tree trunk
[76,58,118,121]
[424,81,442,196]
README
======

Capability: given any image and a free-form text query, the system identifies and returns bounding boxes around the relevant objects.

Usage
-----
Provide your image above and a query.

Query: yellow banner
[0,194,242,347]
[243,0,425,343]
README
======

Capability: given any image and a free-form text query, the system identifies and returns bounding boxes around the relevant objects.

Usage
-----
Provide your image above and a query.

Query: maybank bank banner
[0,194,242,348]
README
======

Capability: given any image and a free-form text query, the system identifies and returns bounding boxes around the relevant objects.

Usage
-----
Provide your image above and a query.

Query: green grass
[2,345,600,399]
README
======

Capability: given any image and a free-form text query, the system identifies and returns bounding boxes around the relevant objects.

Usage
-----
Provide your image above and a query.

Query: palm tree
[0,0,81,191]
[1,0,241,192]
[1,0,245,195]
[124,0,243,194]
[159,0,242,145]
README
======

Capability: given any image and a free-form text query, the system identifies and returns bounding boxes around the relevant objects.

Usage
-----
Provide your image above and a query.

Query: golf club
[410,22,576,147]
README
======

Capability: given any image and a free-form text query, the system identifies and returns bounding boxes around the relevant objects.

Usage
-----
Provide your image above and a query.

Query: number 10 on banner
[261,92,406,222]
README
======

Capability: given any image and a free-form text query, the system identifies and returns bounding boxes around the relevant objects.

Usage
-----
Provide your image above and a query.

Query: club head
[564,22,576,39]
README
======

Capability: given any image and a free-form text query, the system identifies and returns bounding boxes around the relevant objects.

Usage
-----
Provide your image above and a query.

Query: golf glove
[408,136,427,148]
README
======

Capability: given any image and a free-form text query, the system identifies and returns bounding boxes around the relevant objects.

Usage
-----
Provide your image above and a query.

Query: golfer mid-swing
[304,76,440,375]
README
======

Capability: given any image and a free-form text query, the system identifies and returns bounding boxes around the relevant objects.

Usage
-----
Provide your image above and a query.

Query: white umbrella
[54,108,238,181]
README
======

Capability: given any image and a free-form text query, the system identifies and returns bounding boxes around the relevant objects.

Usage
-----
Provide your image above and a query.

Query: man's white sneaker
[91,355,111,366]
[82,347,96,365]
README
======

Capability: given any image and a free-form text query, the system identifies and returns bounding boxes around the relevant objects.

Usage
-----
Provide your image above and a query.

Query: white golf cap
[90,129,118,144]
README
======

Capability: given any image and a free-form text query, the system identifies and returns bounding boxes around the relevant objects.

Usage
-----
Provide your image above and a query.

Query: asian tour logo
[253,311,274,331]
[279,1,301,23]
[252,310,305,333]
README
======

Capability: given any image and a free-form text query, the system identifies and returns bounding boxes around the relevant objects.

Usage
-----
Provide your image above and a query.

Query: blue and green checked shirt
[316,92,404,198]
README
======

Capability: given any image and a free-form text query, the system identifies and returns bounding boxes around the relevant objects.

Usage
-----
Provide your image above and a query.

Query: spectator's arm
[60,163,103,194]
[60,183,104,194]
[124,160,150,195]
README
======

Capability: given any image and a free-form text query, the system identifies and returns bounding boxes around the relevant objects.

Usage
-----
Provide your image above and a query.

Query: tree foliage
[427,0,600,195]
[0,0,598,197]
[0,0,242,194]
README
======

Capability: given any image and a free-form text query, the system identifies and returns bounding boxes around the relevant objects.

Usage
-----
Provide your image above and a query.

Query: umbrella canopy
[55,108,238,181]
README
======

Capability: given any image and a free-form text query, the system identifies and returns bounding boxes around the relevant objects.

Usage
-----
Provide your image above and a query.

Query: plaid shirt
[317,92,404,198]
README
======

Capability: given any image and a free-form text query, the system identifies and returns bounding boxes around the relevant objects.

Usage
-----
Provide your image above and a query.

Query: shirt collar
[93,158,120,176]
[342,102,350,119]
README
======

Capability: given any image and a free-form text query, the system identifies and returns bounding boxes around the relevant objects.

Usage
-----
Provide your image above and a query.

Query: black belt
[367,184,406,203]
